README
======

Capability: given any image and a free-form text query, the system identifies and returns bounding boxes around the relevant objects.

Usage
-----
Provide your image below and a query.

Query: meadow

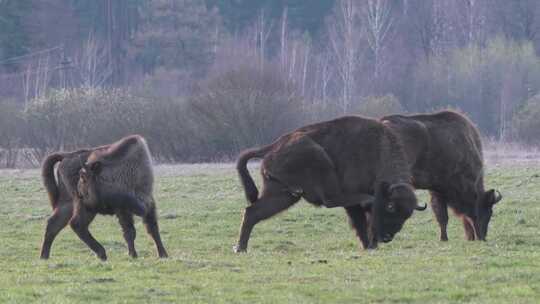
[0,162,539,303]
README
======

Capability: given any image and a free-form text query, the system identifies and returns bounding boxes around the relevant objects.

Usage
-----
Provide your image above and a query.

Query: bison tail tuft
[41,153,64,209]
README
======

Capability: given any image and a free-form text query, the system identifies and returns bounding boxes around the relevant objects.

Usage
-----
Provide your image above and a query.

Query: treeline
[1,0,540,167]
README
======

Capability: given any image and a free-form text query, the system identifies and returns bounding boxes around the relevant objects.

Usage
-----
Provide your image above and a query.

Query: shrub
[512,94,540,146]
[414,37,540,137]
[0,100,24,167]
[25,88,146,150]
[189,65,305,156]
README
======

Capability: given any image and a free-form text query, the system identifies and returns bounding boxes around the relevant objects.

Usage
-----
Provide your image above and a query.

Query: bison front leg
[40,204,73,259]
[430,192,449,241]
[116,211,137,258]
[70,207,107,261]
[234,181,300,253]
[462,216,476,241]
[344,205,376,250]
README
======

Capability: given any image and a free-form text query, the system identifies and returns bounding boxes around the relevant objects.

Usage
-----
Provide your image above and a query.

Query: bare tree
[459,0,488,47]
[327,0,364,113]
[254,9,274,71]
[73,33,113,88]
[363,0,394,80]
[300,38,311,98]
[318,52,333,106]
[279,7,288,74]
[22,53,55,106]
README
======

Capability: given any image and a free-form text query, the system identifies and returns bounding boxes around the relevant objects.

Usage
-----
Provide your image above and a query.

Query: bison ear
[485,189,502,205]
[375,181,391,198]
[88,161,102,175]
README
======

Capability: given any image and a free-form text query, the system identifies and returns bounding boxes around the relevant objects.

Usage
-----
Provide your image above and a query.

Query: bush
[414,37,540,137]
[0,100,24,167]
[25,88,146,150]
[512,94,540,146]
[189,65,305,156]
[23,88,207,162]
[352,94,404,118]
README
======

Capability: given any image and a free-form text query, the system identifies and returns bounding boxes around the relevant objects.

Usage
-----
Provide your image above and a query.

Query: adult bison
[380,110,502,241]
[234,115,427,253]
[40,135,167,260]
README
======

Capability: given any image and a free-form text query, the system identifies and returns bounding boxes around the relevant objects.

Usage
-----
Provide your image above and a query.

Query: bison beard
[234,115,427,253]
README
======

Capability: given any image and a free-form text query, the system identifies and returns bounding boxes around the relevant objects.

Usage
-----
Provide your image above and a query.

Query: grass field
[0,163,539,303]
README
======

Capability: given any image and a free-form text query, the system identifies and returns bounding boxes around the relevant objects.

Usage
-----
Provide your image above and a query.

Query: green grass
[0,164,539,303]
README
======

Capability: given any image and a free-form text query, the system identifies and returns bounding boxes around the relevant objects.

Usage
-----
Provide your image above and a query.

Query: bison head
[76,161,102,207]
[475,189,502,240]
[370,181,426,243]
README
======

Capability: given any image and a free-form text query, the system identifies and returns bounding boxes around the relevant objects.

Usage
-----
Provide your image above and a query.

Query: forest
[1,0,540,166]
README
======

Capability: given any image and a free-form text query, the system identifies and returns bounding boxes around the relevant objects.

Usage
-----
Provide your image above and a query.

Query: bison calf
[40,135,167,260]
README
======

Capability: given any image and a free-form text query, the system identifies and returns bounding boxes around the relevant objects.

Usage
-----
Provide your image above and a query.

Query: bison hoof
[97,252,108,261]
[365,240,378,250]
[233,245,247,253]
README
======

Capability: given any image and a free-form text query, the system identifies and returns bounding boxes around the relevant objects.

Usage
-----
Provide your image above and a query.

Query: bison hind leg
[295,161,347,208]
[430,191,449,241]
[234,179,301,253]
[273,136,345,208]
[40,204,73,259]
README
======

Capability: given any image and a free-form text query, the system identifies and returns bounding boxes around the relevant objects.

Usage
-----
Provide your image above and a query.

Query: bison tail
[236,145,273,204]
[41,153,64,209]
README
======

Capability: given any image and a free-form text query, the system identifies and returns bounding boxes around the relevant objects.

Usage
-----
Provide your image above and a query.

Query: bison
[40,135,167,260]
[380,110,502,241]
[234,115,427,253]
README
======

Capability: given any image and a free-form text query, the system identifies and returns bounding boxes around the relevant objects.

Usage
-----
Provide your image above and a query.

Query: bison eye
[386,202,396,213]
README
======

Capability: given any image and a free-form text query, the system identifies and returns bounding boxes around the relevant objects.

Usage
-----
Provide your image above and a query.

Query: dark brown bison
[380,110,502,241]
[40,135,167,260]
[234,116,427,252]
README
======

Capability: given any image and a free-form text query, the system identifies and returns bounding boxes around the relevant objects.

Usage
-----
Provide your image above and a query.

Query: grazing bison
[380,110,502,241]
[40,135,167,260]
[234,116,427,253]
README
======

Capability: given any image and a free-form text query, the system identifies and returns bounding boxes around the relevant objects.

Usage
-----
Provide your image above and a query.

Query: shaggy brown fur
[40,135,167,260]
[380,110,502,241]
[235,115,427,253]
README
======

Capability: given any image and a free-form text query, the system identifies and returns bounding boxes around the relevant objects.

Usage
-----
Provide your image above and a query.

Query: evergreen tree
[133,0,220,75]
[0,0,32,70]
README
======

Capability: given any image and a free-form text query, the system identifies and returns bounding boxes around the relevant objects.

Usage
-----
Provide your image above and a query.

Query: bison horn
[494,190,503,203]
[415,203,428,211]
